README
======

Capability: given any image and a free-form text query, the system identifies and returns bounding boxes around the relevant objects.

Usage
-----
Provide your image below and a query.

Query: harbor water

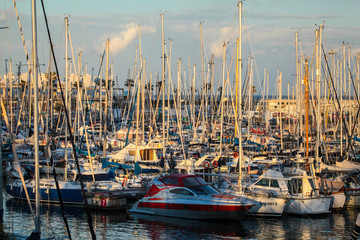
[0,193,358,240]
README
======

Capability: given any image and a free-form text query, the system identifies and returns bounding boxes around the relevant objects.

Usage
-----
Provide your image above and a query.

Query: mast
[238,1,243,189]
[209,54,214,134]
[9,59,13,134]
[220,43,226,157]
[305,58,309,158]
[142,59,146,141]
[161,13,166,159]
[288,81,290,131]
[200,22,205,123]
[31,0,40,234]
[103,39,109,158]
[315,26,322,165]
[138,25,145,140]
[279,72,283,150]
[177,58,182,131]
[295,31,300,149]
[64,16,69,181]
[192,64,196,140]
[167,40,172,142]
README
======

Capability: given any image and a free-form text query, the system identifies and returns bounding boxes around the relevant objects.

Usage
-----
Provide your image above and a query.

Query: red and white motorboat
[130,174,253,220]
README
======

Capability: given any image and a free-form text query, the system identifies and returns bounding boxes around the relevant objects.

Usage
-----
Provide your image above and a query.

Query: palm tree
[124,78,134,97]
[156,80,162,100]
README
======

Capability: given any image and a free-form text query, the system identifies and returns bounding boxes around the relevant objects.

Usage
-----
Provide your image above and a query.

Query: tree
[124,78,134,97]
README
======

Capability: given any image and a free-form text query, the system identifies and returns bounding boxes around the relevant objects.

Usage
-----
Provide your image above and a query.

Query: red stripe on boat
[138,202,251,211]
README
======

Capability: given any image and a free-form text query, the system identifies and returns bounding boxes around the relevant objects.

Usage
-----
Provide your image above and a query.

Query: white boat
[243,169,331,215]
[242,169,289,217]
[283,167,332,215]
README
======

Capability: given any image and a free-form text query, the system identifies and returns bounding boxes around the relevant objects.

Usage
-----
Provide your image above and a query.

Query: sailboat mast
[200,22,205,122]
[161,13,166,159]
[279,72,283,150]
[238,1,243,189]
[305,58,309,158]
[31,0,40,234]
[9,60,13,134]
[177,58,182,131]
[295,31,300,149]
[316,26,322,164]
[103,39,109,158]
[64,17,68,181]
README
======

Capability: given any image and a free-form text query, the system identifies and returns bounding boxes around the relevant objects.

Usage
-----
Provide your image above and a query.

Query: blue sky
[0,0,359,95]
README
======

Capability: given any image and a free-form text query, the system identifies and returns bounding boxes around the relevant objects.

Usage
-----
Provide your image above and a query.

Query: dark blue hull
[6,184,84,204]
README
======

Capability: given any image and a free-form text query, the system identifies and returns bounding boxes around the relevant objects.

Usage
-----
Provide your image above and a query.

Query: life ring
[233,152,239,158]
[203,161,210,169]
[169,141,173,144]
[213,160,218,168]
[140,178,148,188]
[122,177,128,187]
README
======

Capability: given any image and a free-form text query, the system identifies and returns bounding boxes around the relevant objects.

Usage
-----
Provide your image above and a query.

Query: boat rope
[39,1,96,239]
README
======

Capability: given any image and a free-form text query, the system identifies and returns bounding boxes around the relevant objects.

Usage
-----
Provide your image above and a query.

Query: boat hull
[330,192,346,210]
[6,184,84,204]
[284,196,331,215]
[130,199,252,220]
[247,195,286,217]
[6,180,84,204]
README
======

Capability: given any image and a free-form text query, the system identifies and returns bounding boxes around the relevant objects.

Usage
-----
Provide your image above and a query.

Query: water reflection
[2,194,359,240]
[131,213,249,240]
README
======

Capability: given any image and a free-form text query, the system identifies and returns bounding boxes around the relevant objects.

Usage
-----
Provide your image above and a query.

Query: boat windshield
[188,185,218,195]
[77,173,111,182]
[182,176,218,195]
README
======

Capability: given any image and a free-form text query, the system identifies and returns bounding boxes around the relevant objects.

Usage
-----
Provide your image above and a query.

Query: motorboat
[130,173,254,220]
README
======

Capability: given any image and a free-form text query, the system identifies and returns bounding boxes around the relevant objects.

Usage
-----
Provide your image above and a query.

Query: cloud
[208,26,237,58]
[96,23,156,54]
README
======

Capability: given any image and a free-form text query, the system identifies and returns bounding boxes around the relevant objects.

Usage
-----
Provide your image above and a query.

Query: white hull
[330,192,346,209]
[285,196,331,215]
[247,195,286,217]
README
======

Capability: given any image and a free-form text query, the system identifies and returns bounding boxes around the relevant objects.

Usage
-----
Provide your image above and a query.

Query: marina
[0,0,360,239]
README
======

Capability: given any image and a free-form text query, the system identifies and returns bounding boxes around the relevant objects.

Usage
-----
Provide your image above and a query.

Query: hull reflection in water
[131,213,249,239]
[2,195,360,239]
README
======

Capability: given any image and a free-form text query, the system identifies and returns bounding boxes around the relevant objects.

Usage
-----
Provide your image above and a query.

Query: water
[1,193,358,239]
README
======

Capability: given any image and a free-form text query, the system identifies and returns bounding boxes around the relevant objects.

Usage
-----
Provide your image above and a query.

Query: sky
[0,0,359,96]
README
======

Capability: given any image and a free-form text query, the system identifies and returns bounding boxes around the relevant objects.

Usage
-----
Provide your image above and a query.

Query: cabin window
[182,177,202,187]
[255,178,270,187]
[169,188,194,196]
[129,151,136,156]
[77,173,111,182]
[188,185,218,195]
[195,177,207,185]
[288,179,302,194]
[270,180,279,188]
[161,178,180,186]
